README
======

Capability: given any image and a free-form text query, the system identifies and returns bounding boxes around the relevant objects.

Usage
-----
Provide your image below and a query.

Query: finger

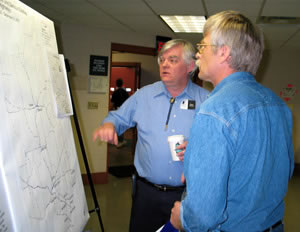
[93,129,100,142]
[101,127,114,143]
[176,152,184,160]
[181,173,185,183]
[93,131,98,141]
[113,132,118,145]
[176,143,185,150]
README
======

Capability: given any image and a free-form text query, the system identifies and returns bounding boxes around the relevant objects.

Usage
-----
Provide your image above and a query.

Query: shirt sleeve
[103,91,138,135]
[181,114,233,231]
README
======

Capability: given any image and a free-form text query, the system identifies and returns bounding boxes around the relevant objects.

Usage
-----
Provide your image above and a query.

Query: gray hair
[204,10,264,75]
[157,39,196,66]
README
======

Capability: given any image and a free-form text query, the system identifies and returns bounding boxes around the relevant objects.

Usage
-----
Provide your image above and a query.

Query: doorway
[107,43,155,178]
[107,62,140,177]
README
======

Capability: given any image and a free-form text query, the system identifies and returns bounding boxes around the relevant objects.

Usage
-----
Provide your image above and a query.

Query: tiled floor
[83,137,133,232]
[82,138,300,232]
[83,174,132,232]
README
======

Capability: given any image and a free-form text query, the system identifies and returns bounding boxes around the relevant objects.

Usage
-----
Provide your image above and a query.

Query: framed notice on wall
[89,55,108,76]
[88,76,107,93]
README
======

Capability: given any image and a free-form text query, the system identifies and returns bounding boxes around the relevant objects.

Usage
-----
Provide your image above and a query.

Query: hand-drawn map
[0,0,89,231]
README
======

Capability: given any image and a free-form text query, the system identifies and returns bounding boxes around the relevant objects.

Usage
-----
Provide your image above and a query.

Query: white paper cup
[168,135,185,161]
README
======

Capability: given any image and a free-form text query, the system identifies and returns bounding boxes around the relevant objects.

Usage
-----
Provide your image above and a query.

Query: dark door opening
[107,62,140,177]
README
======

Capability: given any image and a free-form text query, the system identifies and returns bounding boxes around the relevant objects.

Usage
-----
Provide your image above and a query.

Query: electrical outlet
[88,102,98,109]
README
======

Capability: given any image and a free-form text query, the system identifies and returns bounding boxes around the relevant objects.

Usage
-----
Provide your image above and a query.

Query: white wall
[257,50,300,163]
[59,23,300,175]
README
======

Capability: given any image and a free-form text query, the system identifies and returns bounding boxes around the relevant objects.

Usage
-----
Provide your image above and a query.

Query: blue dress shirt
[103,80,209,186]
[181,72,294,231]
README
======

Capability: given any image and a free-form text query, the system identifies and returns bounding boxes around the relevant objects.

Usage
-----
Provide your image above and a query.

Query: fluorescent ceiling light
[160,15,206,33]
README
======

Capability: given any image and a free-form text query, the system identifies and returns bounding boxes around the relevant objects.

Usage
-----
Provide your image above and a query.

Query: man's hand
[176,141,188,161]
[93,122,118,145]
[170,201,183,230]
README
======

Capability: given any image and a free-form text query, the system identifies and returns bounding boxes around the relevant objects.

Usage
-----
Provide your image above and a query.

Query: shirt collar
[153,79,196,99]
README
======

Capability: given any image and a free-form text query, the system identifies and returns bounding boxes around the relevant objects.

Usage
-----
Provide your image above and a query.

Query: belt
[136,175,185,192]
[263,220,282,232]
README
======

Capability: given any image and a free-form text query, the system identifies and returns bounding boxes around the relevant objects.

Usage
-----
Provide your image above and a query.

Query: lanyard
[165,97,175,131]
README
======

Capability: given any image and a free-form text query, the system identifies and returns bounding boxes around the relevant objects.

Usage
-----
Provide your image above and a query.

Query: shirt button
[173,114,176,118]
[169,176,172,180]
[171,129,175,133]
[169,161,172,164]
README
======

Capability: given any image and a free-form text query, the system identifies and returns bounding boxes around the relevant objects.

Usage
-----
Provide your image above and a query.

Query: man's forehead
[161,54,179,58]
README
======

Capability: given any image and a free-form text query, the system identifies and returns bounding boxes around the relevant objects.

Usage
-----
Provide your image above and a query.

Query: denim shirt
[181,72,294,231]
[104,80,209,186]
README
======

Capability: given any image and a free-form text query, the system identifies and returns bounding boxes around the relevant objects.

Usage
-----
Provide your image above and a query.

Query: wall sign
[280,83,298,102]
[89,55,108,76]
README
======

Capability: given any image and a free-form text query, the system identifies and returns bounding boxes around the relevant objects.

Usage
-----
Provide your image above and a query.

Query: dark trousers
[129,178,184,232]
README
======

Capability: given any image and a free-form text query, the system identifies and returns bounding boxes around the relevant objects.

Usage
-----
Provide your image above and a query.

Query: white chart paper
[0,0,89,231]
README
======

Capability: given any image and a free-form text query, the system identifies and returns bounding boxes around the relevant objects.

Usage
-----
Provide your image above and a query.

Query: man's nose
[161,59,170,67]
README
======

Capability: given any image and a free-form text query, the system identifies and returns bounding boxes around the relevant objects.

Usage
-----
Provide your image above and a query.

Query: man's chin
[161,76,172,83]
[198,73,204,81]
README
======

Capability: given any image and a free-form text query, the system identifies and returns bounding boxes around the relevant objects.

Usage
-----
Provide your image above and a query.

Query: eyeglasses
[196,43,216,54]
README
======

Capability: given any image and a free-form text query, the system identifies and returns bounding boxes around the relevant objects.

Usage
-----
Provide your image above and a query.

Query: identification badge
[180,99,196,110]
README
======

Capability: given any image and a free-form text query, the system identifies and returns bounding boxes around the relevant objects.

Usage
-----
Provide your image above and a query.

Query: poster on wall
[88,76,107,93]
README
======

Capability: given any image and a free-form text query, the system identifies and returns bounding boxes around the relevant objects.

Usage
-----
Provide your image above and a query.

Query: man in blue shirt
[93,39,209,232]
[170,11,294,232]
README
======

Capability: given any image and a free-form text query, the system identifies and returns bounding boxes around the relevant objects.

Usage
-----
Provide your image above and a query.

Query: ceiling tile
[145,0,206,15]
[88,0,154,16]
[262,0,300,17]
[20,0,67,22]
[205,0,264,20]
[116,15,174,36]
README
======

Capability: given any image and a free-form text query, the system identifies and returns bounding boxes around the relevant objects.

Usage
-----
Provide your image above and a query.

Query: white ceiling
[20,0,300,50]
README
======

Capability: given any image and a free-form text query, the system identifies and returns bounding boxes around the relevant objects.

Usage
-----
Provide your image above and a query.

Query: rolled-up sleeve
[103,92,138,135]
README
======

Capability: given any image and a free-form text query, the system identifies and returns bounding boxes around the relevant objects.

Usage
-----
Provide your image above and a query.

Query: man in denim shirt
[170,11,294,232]
[93,39,209,232]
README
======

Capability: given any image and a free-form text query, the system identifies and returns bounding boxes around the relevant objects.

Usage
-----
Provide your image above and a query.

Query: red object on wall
[280,83,298,102]
[157,42,166,52]
[156,36,172,53]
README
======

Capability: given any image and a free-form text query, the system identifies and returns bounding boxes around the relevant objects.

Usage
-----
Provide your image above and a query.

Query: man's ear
[218,45,231,64]
[187,61,196,73]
